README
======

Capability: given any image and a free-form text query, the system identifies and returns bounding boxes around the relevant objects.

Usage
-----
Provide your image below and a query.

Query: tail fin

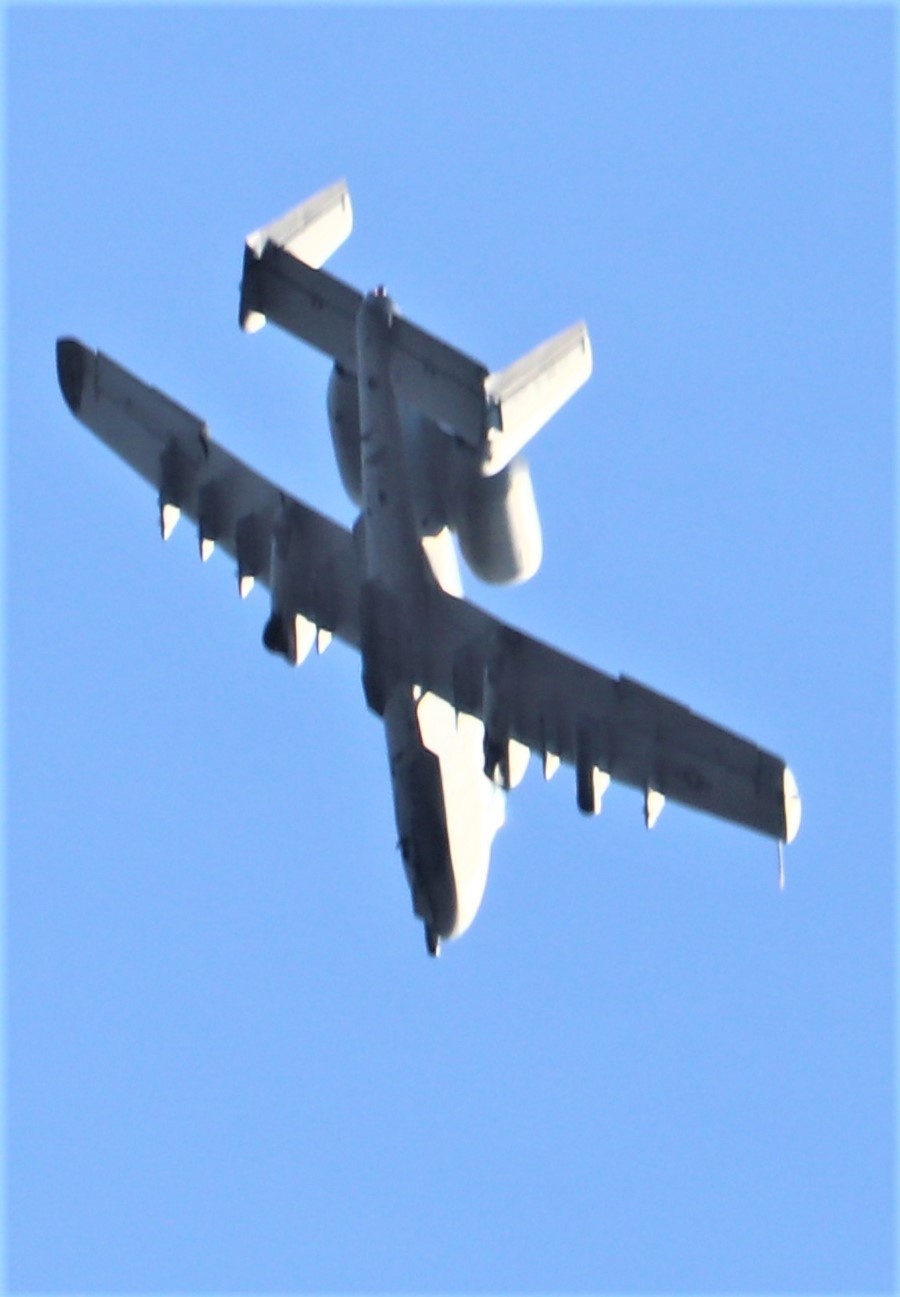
[240,180,353,332]
[481,322,592,476]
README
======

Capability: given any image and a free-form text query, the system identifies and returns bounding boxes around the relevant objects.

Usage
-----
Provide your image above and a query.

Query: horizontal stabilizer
[240,180,353,332]
[241,241,490,442]
[239,185,590,461]
[482,322,592,476]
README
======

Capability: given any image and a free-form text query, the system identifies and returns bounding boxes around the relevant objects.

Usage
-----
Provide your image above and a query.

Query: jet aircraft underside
[56,180,801,955]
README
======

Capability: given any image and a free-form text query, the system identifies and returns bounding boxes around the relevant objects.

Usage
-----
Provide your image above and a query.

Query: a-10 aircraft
[57,180,801,956]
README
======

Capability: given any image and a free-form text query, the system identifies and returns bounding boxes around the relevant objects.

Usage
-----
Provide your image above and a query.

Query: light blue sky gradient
[7,6,895,1293]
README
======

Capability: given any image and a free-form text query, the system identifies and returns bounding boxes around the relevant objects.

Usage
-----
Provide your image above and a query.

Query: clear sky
[6,5,895,1293]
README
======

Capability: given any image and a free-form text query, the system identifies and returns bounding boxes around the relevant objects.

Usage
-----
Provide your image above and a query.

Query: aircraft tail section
[240,179,353,333]
[239,183,592,470]
[481,322,592,476]
[240,185,491,440]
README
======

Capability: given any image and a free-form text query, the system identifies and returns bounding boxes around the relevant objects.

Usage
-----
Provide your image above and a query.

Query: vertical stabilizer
[240,180,353,332]
[481,322,592,476]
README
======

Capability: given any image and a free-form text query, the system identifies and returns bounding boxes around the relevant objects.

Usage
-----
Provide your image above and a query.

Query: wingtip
[783,765,802,844]
[56,337,88,414]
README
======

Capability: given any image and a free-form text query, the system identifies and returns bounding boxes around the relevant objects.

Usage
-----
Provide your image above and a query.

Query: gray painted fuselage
[354,291,503,955]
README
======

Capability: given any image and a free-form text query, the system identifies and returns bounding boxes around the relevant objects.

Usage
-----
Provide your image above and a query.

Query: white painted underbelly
[415,693,506,939]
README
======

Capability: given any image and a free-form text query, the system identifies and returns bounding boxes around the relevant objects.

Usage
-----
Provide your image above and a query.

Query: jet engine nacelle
[326,360,542,586]
[452,454,542,586]
[262,606,316,665]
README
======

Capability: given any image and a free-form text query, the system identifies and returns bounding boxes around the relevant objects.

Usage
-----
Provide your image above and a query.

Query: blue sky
[6,5,895,1293]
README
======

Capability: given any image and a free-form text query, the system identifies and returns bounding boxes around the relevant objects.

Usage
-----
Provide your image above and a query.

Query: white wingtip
[783,765,802,844]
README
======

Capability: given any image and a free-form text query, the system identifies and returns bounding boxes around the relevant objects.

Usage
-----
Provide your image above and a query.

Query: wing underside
[56,338,362,645]
[57,337,798,845]
[415,587,798,843]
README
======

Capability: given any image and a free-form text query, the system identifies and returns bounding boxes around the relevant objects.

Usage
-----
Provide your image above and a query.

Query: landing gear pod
[262,609,316,666]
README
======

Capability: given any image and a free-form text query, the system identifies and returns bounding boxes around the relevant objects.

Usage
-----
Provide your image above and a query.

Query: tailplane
[239,182,593,468]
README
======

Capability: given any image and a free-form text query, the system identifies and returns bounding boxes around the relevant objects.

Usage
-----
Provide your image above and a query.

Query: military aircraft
[56,180,801,956]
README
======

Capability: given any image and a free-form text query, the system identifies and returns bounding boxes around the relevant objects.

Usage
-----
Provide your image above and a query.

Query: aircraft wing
[55,338,362,646]
[55,336,798,843]
[419,586,801,844]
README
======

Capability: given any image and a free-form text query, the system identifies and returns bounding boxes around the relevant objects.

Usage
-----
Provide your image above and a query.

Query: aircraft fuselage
[354,290,504,956]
